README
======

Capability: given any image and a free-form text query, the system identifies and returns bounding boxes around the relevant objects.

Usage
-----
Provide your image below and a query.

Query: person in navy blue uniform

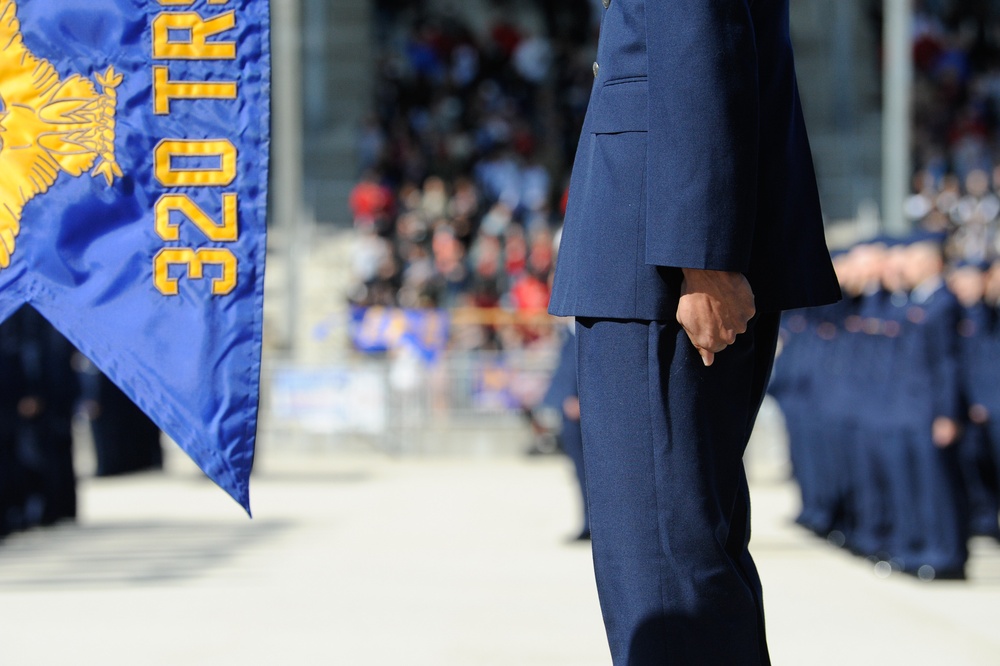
[949,261,1000,540]
[975,261,1000,532]
[771,248,853,541]
[862,242,915,562]
[837,241,892,555]
[537,323,589,541]
[767,308,816,530]
[0,309,40,537]
[547,0,839,663]
[894,235,968,579]
[80,366,163,478]
[0,307,80,529]
[18,308,79,525]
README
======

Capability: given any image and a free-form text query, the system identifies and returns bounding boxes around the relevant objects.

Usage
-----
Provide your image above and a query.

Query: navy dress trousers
[548,0,840,664]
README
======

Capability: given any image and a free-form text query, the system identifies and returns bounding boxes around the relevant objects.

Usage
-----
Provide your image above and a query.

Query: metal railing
[258,347,559,456]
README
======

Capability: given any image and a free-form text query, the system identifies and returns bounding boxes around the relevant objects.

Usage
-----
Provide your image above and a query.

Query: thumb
[698,348,714,367]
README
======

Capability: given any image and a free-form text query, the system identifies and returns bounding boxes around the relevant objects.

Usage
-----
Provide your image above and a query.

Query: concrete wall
[791,0,883,223]
[301,0,372,224]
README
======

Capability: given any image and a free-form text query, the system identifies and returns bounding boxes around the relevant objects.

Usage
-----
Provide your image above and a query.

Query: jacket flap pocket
[587,78,648,134]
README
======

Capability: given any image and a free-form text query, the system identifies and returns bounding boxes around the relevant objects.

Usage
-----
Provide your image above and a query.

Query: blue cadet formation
[0,307,162,541]
[769,231,1000,581]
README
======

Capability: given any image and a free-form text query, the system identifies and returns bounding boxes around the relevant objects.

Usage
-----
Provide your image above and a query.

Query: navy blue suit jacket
[549,0,840,318]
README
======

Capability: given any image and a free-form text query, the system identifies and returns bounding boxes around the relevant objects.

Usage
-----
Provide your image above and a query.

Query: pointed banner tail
[0,0,271,513]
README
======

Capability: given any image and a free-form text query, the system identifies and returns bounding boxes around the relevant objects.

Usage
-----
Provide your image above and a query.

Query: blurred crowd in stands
[349,1,1000,349]
[349,1,601,350]
[908,0,1000,186]
[901,1,1000,263]
[0,308,162,542]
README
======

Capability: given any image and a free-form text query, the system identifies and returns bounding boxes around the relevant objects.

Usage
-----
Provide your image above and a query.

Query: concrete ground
[1,445,999,666]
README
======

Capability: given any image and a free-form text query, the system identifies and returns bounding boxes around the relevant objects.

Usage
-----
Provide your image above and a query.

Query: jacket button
[603,0,610,8]
[593,61,599,78]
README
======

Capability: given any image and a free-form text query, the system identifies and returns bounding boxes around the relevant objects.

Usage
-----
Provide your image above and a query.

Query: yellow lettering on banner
[154,248,238,296]
[155,193,238,242]
[152,11,236,60]
[153,67,237,115]
[385,310,407,346]
[154,140,237,187]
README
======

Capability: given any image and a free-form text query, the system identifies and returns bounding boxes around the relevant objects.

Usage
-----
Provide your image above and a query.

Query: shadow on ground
[0,520,292,589]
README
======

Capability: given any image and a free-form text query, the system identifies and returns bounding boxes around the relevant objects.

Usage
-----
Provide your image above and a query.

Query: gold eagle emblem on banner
[0,0,123,269]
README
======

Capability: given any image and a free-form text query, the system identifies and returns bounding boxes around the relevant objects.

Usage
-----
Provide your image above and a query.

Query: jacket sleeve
[644,0,758,272]
[926,300,961,422]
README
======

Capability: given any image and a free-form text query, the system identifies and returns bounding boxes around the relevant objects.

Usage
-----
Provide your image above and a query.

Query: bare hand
[17,396,43,419]
[676,268,755,366]
[932,416,959,448]
[563,396,581,422]
[969,404,990,425]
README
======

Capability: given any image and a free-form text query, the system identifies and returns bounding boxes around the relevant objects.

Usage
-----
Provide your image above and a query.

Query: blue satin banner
[0,0,270,512]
